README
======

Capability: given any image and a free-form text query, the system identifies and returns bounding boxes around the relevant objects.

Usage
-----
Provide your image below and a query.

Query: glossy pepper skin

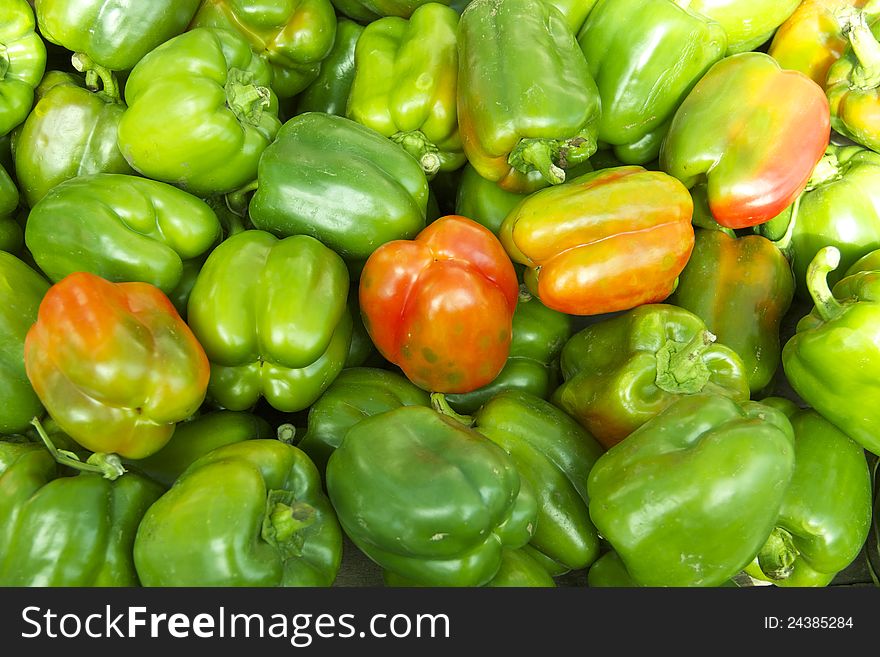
[444,288,572,415]
[756,144,880,300]
[187,230,352,414]
[24,272,210,459]
[0,440,163,586]
[587,550,740,587]
[782,247,880,455]
[660,52,831,229]
[297,367,429,474]
[457,0,601,193]
[34,0,200,72]
[117,28,281,196]
[14,65,133,208]
[683,0,801,54]
[332,0,448,19]
[0,252,48,434]
[135,440,342,587]
[745,398,872,587]
[668,229,795,393]
[359,215,519,393]
[188,0,337,99]
[553,303,750,449]
[294,18,363,116]
[326,405,536,587]
[249,113,429,269]
[25,174,222,298]
[346,3,463,177]
[589,393,796,587]
[577,0,727,165]
[500,166,695,316]
[134,410,275,488]
[0,164,22,253]
[384,547,556,587]
[769,0,870,85]
[1,0,46,137]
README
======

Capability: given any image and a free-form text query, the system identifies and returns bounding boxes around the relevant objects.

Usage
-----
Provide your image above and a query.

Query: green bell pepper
[455,163,527,235]
[133,410,275,488]
[457,0,601,193]
[553,303,750,449]
[668,229,795,394]
[0,436,162,586]
[589,393,796,587]
[578,0,727,165]
[331,0,448,19]
[782,246,880,455]
[384,547,556,587]
[117,27,281,196]
[25,173,222,299]
[294,18,363,116]
[757,144,880,301]
[248,113,429,269]
[34,0,201,72]
[0,163,22,253]
[134,439,342,586]
[685,0,801,54]
[0,251,47,434]
[188,0,337,99]
[326,405,537,587]
[745,397,872,587]
[343,289,382,368]
[346,3,463,177]
[297,367,430,474]
[186,229,352,414]
[444,287,572,414]
[0,0,46,137]
[587,549,740,587]
[13,63,132,208]
[547,0,598,33]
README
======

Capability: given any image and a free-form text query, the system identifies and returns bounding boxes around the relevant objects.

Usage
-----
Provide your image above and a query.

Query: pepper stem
[509,139,566,185]
[224,180,259,220]
[806,246,844,322]
[260,490,316,557]
[71,52,120,101]
[391,131,442,177]
[517,283,533,304]
[0,44,9,79]
[225,68,272,128]
[807,151,842,189]
[430,393,475,427]
[29,417,126,480]
[654,330,716,395]
[844,10,880,89]
[277,423,296,445]
[757,528,799,581]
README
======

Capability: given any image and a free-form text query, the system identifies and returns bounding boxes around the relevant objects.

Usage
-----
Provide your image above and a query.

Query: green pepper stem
[806,246,844,321]
[260,490,316,556]
[391,131,442,177]
[517,283,533,304]
[654,330,716,395]
[277,423,296,445]
[224,180,259,220]
[757,528,799,581]
[71,52,120,101]
[225,68,272,128]
[29,417,126,480]
[509,139,566,185]
[430,393,475,428]
[0,44,9,80]
[807,152,842,189]
[844,10,880,89]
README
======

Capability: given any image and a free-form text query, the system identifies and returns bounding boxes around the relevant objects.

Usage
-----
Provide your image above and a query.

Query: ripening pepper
[668,229,795,393]
[294,18,363,116]
[553,303,750,448]
[577,0,727,165]
[186,230,352,414]
[24,272,210,459]
[756,144,880,300]
[499,166,695,316]
[660,52,831,229]
[457,0,601,192]
[25,174,222,300]
[117,28,281,196]
[0,252,48,434]
[384,548,556,587]
[326,405,537,587]
[745,397,872,587]
[588,393,796,587]
[782,246,880,455]
[683,0,801,54]
[134,440,342,587]
[0,163,21,253]
[359,215,519,393]
[0,438,163,586]
[0,0,46,137]
[188,0,337,98]
[34,0,201,72]
[14,64,133,208]
[248,113,429,270]
[346,3,463,177]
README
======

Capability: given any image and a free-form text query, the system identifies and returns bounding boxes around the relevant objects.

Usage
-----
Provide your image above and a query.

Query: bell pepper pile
[1,0,880,589]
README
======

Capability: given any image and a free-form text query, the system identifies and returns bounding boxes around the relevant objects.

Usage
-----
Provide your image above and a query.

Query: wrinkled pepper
[0,163,22,253]
[589,393,796,587]
[346,3,462,176]
[326,405,536,587]
[24,272,210,459]
[186,230,352,414]
[499,166,695,316]
[294,18,363,116]
[1,0,46,137]
[553,303,750,448]
[660,52,831,229]
[135,440,342,586]
[457,0,601,192]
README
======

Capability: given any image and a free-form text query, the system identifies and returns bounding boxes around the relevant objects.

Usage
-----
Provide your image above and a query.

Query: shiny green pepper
[295,18,363,116]
[384,547,556,587]
[0,163,22,253]
[0,0,46,137]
